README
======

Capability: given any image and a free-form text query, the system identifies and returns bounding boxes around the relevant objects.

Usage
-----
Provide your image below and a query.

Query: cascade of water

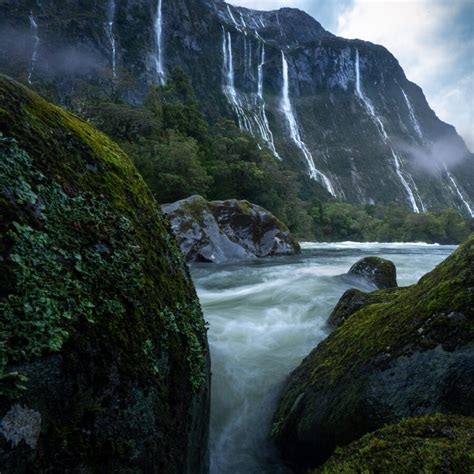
[222,28,251,131]
[355,49,423,212]
[154,0,165,85]
[256,44,280,159]
[227,5,243,33]
[27,12,40,84]
[443,163,474,217]
[401,88,422,141]
[281,52,336,196]
[239,12,248,32]
[106,0,117,79]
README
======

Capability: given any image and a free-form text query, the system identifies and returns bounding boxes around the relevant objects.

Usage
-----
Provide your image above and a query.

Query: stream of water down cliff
[191,242,457,473]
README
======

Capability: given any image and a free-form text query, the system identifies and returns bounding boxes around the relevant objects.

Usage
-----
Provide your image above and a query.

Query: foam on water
[192,242,456,473]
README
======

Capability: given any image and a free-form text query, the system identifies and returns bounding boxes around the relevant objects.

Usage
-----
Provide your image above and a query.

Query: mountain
[1,0,473,216]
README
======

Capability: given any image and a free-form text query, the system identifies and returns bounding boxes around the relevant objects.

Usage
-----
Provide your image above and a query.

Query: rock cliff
[1,0,473,215]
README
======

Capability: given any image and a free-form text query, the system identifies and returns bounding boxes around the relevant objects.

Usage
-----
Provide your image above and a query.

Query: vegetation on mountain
[83,68,472,244]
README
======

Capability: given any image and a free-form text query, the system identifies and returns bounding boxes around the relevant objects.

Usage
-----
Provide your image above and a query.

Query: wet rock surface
[162,195,300,263]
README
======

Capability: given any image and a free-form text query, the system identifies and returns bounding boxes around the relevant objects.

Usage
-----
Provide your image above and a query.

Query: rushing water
[191,242,456,474]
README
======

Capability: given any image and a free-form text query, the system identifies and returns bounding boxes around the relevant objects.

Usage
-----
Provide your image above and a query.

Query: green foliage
[311,201,472,244]
[81,68,471,244]
[315,414,474,474]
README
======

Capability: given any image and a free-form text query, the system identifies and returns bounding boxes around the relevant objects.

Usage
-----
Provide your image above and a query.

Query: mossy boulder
[314,414,474,474]
[0,76,210,473]
[162,195,300,264]
[272,234,474,470]
[346,256,398,289]
[327,287,398,329]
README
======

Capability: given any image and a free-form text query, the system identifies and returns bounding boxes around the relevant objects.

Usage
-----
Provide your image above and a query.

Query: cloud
[336,0,474,150]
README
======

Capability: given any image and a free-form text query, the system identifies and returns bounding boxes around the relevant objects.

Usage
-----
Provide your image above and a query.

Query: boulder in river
[162,195,301,263]
[347,256,398,289]
[272,234,474,470]
[0,76,210,473]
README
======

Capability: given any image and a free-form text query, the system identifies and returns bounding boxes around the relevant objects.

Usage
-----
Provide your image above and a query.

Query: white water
[443,163,474,217]
[227,4,243,33]
[221,29,281,159]
[401,88,422,141]
[257,44,281,159]
[106,0,117,79]
[193,242,456,473]
[154,0,165,85]
[281,52,336,196]
[27,12,39,84]
[355,50,423,213]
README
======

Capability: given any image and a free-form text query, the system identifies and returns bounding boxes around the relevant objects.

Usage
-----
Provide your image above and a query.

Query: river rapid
[190,242,457,474]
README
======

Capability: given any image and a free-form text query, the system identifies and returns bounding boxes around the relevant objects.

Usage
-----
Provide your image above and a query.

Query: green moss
[314,415,474,474]
[0,74,208,397]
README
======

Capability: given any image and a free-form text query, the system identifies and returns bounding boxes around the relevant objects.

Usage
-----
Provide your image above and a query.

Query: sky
[230,0,474,151]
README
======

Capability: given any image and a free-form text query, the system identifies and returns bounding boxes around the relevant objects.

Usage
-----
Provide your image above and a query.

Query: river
[191,242,457,473]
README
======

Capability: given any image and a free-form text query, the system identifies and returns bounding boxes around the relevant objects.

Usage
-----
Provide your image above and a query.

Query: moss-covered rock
[162,195,300,263]
[272,234,474,470]
[0,75,210,473]
[314,414,474,474]
[327,287,398,329]
[347,256,398,289]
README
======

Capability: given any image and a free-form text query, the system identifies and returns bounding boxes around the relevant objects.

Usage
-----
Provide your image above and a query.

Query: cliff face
[0,75,210,473]
[1,0,473,215]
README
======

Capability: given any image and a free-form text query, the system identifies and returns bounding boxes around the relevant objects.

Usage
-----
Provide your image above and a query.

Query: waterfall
[222,28,251,131]
[443,164,474,217]
[227,5,243,33]
[221,28,281,159]
[154,0,165,85]
[256,44,280,159]
[401,88,422,141]
[27,12,40,84]
[355,49,423,212]
[281,52,336,196]
[106,0,117,79]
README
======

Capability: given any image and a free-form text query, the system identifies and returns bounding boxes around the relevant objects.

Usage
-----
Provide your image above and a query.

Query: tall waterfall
[281,52,336,196]
[443,164,474,217]
[106,0,117,79]
[222,28,250,131]
[27,12,39,84]
[355,49,423,212]
[221,29,281,159]
[154,0,165,85]
[401,88,423,140]
[257,44,280,159]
